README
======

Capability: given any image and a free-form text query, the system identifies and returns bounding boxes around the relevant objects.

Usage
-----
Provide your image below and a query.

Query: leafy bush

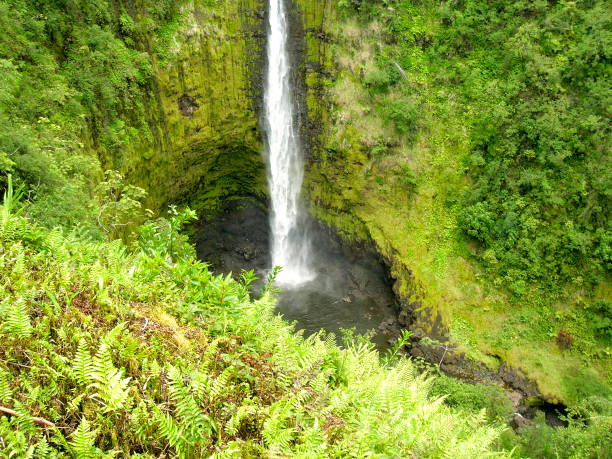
[501,402,612,459]
[0,0,178,230]
[0,174,509,457]
[382,96,420,138]
[363,62,403,92]
[581,299,612,340]
[348,0,611,292]
[445,0,612,288]
[429,375,514,423]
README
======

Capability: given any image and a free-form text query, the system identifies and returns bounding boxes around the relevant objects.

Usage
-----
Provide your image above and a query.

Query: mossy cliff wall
[285,3,435,336]
[113,0,336,218]
[286,3,612,406]
[116,0,268,213]
[115,0,335,217]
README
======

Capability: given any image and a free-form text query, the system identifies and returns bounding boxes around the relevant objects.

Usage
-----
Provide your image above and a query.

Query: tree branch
[0,405,55,428]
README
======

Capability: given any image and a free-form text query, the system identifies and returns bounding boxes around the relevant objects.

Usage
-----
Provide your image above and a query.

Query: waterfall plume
[263,0,315,286]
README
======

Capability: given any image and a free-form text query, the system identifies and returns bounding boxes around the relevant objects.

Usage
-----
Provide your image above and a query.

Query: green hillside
[0,0,610,457]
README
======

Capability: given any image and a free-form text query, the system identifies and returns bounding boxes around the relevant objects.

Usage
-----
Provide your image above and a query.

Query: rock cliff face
[117,0,445,359]
[116,0,268,213]
[115,0,567,404]
[116,0,333,216]
[285,3,440,346]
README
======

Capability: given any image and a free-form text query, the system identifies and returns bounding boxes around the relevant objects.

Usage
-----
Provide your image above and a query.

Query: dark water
[194,198,399,350]
[274,280,396,350]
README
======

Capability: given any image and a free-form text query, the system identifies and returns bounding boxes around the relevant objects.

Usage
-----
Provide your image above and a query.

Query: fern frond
[0,368,13,403]
[209,366,234,403]
[191,369,211,400]
[86,342,132,413]
[73,339,94,385]
[34,437,52,458]
[101,322,125,346]
[95,368,131,413]
[167,366,215,441]
[0,175,25,243]
[92,343,114,381]
[3,299,32,338]
[201,337,222,371]
[224,404,256,436]
[153,407,185,453]
[70,418,97,459]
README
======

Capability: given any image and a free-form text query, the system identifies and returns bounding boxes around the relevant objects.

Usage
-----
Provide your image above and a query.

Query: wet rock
[350,265,370,290]
[178,95,199,118]
[235,243,257,261]
[378,317,399,336]
[499,363,538,397]
[510,413,532,430]
[194,197,269,274]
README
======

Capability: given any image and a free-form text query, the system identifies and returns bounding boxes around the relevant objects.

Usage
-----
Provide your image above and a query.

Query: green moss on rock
[115,0,267,215]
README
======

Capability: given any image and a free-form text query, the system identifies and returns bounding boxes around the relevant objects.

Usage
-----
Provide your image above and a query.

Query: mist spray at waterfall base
[263,0,315,287]
[193,200,400,350]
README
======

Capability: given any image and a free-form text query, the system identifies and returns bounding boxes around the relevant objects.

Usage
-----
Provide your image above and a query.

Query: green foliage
[592,299,612,339]
[440,0,611,289]
[0,0,179,231]
[137,205,197,262]
[69,418,102,458]
[328,3,611,450]
[429,375,514,423]
[344,0,612,292]
[1,298,33,339]
[364,64,402,93]
[73,339,94,386]
[500,399,612,459]
[0,175,25,241]
[95,170,147,240]
[382,329,412,367]
[382,96,420,138]
[0,185,509,457]
[401,163,418,189]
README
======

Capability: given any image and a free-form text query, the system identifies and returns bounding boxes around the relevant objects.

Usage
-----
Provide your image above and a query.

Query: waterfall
[263,0,315,286]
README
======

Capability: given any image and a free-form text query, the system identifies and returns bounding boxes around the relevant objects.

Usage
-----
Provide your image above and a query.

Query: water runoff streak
[263,0,315,286]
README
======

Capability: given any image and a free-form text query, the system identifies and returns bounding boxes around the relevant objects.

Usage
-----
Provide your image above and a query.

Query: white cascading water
[263,0,315,286]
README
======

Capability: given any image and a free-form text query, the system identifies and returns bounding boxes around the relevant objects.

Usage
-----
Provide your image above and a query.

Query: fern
[72,342,133,413]
[130,401,152,444]
[153,407,185,453]
[0,174,25,243]
[224,403,256,436]
[0,170,514,457]
[96,368,131,413]
[0,368,13,403]
[201,337,222,371]
[101,322,125,346]
[191,369,211,400]
[92,343,115,381]
[69,418,98,459]
[3,299,33,338]
[73,339,94,385]
[167,366,215,442]
[209,366,234,403]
